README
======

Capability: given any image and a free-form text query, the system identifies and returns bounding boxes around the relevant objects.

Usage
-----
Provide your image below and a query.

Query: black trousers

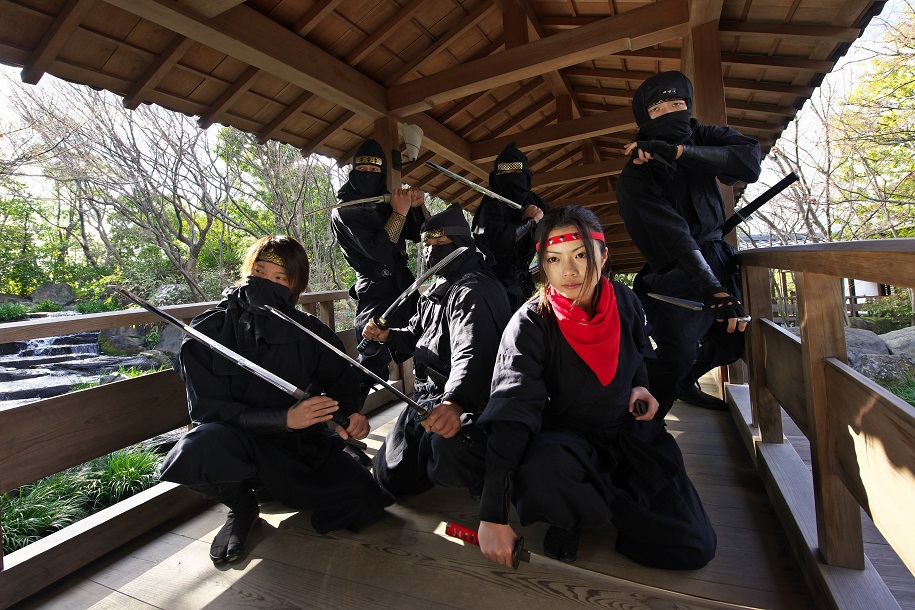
[634,240,744,417]
[373,405,487,497]
[160,422,394,534]
[513,426,716,570]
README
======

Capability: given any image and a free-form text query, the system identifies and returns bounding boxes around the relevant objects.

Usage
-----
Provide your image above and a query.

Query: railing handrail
[0,289,353,344]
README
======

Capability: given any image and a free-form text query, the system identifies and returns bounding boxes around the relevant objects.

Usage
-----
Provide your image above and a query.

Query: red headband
[536,231,605,251]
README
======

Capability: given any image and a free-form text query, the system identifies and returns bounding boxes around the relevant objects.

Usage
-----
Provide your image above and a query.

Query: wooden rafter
[345,0,425,66]
[124,35,194,110]
[386,0,690,115]
[257,90,315,144]
[198,64,261,129]
[21,0,96,84]
[300,111,356,157]
[176,0,244,19]
[532,157,628,188]
[292,0,345,37]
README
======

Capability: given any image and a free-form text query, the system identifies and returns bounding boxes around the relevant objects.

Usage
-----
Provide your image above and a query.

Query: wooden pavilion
[1,0,914,608]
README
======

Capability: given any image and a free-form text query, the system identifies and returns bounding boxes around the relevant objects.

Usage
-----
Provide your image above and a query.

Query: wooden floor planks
[15,394,819,610]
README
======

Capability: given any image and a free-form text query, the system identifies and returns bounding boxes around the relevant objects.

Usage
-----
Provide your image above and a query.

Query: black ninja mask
[631,71,695,145]
[347,169,385,197]
[338,138,388,200]
[420,205,476,279]
[240,275,293,311]
[489,142,533,204]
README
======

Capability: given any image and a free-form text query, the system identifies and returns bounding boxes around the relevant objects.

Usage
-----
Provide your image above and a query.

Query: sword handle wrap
[514,218,537,242]
[634,399,648,416]
[356,316,388,353]
[293,394,351,431]
[444,522,523,570]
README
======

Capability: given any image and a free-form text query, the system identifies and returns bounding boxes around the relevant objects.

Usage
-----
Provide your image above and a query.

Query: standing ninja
[471,142,551,310]
[331,139,428,403]
[363,205,511,498]
[615,71,761,417]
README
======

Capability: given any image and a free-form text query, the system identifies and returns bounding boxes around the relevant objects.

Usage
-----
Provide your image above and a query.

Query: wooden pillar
[374,116,401,190]
[744,265,783,440]
[500,0,528,49]
[796,271,864,569]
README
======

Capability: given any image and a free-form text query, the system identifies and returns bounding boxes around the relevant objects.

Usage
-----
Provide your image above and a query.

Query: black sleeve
[619,283,652,390]
[479,421,529,523]
[471,197,523,260]
[331,206,400,269]
[683,125,761,186]
[180,336,254,426]
[384,307,423,364]
[442,283,507,415]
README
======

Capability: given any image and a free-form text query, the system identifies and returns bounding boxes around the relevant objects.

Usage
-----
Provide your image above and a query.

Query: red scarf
[548,276,621,386]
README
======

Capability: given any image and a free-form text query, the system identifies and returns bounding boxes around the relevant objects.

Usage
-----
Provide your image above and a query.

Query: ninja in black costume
[615,71,761,416]
[476,206,716,569]
[471,142,551,310]
[364,205,511,497]
[159,236,394,565]
[331,139,429,403]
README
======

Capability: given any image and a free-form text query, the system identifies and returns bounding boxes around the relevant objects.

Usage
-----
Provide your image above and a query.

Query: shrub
[80,448,163,510]
[75,299,120,314]
[866,291,914,324]
[0,302,29,322]
[1,473,88,553]
[32,299,63,313]
[885,372,915,408]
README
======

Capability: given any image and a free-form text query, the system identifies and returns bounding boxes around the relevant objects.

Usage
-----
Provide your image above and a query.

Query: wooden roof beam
[301,111,356,157]
[176,0,245,19]
[459,79,546,139]
[124,35,194,110]
[198,64,261,129]
[724,79,815,97]
[533,157,628,188]
[386,0,690,115]
[726,100,799,118]
[552,192,618,209]
[386,3,496,85]
[345,0,426,66]
[257,90,315,144]
[292,0,345,37]
[471,106,635,162]
[21,0,96,84]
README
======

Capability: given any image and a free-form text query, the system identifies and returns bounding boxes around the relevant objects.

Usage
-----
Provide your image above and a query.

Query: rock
[0,294,30,304]
[100,372,128,385]
[881,326,915,360]
[150,284,192,306]
[30,283,76,306]
[853,353,915,384]
[786,326,889,367]
[848,317,901,335]
[154,325,184,354]
[99,326,146,354]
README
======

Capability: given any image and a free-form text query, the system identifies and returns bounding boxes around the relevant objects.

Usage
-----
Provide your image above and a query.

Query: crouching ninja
[364,205,511,497]
[615,71,761,417]
[160,236,394,564]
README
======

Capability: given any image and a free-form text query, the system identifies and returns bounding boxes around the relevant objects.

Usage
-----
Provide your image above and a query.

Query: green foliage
[75,298,120,314]
[32,299,63,313]
[1,447,163,554]
[866,291,914,323]
[884,371,915,408]
[0,302,29,322]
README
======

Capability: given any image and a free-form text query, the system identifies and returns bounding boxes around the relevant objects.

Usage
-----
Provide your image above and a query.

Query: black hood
[631,71,694,127]
[337,138,388,200]
[488,142,533,203]
[420,205,483,281]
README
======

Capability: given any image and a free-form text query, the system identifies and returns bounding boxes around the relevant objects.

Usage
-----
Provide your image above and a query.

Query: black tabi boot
[543,525,580,563]
[191,483,260,564]
[679,381,728,411]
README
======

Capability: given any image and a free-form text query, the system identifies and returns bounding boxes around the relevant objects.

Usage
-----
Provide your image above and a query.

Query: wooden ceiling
[0,0,886,272]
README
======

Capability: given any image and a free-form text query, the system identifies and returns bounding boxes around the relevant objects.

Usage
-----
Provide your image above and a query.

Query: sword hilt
[292,390,351,430]
[514,217,536,242]
[356,316,388,353]
[444,522,524,570]
[633,399,648,416]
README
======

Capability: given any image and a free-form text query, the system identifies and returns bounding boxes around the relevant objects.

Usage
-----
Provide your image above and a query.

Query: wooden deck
[14,383,816,610]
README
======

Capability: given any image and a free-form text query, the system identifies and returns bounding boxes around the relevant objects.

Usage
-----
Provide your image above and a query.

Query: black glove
[677,250,725,301]
[233,407,289,433]
[706,293,747,322]
[636,140,679,164]
[678,145,729,174]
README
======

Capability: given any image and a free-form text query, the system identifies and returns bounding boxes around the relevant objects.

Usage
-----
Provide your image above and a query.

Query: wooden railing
[0,289,410,609]
[736,238,915,609]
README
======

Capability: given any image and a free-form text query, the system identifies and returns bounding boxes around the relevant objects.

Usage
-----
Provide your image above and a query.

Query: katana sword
[263,305,430,419]
[303,193,392,217]
[112,286,350,429]
[356,246,468,353]
[721,172,799,235]
[424,161,536,241]
[647,292,752,323]
[445,522,529,569]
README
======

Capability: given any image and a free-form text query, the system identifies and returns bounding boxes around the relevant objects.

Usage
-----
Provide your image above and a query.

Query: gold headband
[255,247,285,267]
[496,161,524,171]
[354,155,383,167]
[420,228,446,241]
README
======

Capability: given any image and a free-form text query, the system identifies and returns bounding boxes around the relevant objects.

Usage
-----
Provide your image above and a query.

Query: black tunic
[616,123,761,411]
[471,192,550,310]
[373,267,511,496]
[331,201,426,383]
[477,282,717,570]
[159,288,393,534]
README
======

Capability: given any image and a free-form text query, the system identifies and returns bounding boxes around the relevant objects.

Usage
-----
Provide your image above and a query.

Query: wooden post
[744,265,783,440]
[500,0,528,49]
[316,298,334,330]
[796,271,864,569]
[374,116,401,190]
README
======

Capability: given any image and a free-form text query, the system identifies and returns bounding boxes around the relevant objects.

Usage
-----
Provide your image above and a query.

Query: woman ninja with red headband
[475,206,716,570]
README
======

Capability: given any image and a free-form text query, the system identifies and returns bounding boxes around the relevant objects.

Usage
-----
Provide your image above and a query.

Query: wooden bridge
[1,240,913,609]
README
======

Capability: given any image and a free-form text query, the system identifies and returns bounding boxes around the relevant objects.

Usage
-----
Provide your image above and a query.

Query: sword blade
[424,161,523,210]
[113,286,304,399]
[648,293,752,323]
[303,193,391,217]
[378,246,468,325]
[263,305,430,418]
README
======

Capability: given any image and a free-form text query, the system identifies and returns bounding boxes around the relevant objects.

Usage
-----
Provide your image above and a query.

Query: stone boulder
[99,326,147,354]
[0,294,30,305]
[786,326,889,367]
[848,317,901,335]
[881,326,915,360]
[30,283,76,306]
[154,324,185,354]
[150,284,193,306]
[853,353,915,384]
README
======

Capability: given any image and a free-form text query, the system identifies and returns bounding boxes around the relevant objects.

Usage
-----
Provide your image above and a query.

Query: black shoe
[210,494,260,564]
[543,526,580,563]
[679,384,728,410]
